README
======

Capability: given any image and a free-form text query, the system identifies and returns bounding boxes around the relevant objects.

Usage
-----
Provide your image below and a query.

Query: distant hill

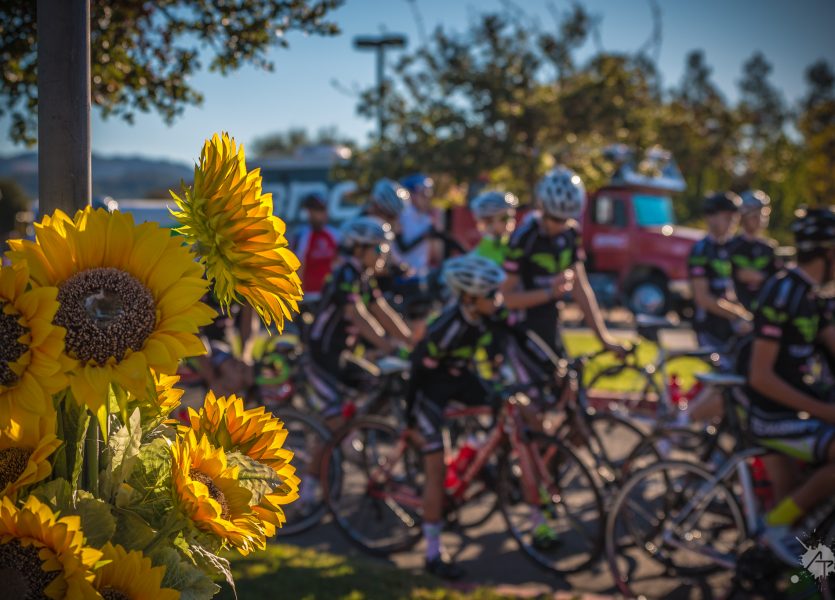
[0,152,193,200]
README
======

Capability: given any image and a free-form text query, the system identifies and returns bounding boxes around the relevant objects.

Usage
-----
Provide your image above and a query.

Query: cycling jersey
[474,235,510,266]
[503,217,584,354]
[745,268,834,417]
[688,235,736,342]
[308,259,381,358]
[730,235,779,310]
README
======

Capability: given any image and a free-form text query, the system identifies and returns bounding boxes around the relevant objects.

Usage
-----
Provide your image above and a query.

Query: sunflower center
[0,447,32,490]
[55,268,156,365]
[0,302,29,386]
[190,469,231,520]
[100,587,131,600]
[0,539,59,600]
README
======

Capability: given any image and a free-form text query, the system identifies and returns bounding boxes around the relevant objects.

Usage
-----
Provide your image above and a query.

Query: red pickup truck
[451,159,701,315]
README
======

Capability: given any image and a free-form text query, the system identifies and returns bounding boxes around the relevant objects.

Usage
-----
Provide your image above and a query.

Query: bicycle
[320,373,605,575]
[604,371,835,599]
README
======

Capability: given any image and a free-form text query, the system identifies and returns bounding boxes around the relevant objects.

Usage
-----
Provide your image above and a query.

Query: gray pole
[376,46,385,144]
[37,0,92,215]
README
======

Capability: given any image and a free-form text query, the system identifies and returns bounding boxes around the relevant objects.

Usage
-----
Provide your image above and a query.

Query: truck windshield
[633,195,674,226]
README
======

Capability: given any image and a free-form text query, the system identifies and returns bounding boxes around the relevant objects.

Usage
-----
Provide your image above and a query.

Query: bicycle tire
[605,459,747,599]
[321,416,423,555]
[497,433,605,575]
[270,406,335,537]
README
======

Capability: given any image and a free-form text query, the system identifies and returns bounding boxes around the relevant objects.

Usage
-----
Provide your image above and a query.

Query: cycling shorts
[410,370,487,454]
[749,409,835,464]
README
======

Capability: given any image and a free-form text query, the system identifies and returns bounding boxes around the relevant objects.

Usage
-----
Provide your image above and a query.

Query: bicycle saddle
[695,372,746,387]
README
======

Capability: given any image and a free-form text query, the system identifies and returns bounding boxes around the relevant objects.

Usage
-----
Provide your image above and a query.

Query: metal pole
[376,46,385,144]
[37,0,92,215]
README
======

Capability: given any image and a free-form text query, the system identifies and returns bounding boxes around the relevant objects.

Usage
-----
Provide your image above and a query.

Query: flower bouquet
[0,133,303,599]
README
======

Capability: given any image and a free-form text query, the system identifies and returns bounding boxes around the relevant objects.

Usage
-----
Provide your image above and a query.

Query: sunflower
[1,408,62,499]
[93,543,179,600]
[131,371,184,427]
[171,430,265,554]
[0,263,71,423]
[0,495,101,600]
[7,208,215,426]
[186,392,299,534]
[170,132,303,331]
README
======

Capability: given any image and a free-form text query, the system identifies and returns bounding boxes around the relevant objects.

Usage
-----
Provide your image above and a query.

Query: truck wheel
[628,277,669,316]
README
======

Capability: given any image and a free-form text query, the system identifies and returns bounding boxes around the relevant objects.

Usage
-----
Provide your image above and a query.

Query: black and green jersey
[729,235,780,310]
[745,268,834,417]
[309,259,381,356]
[688,235,736,341]
[474,235,511,266]
[502,216,583,353]
[418,305,495,374]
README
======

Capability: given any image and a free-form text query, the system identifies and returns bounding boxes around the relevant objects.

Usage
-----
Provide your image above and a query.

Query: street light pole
[37,0,92,214]
[353,34,407,144]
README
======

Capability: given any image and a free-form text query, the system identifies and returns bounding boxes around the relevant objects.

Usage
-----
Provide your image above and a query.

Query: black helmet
[703,191,742,215]
[791,207,835,252]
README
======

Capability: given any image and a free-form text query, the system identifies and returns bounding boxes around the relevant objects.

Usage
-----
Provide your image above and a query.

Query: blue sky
[2,0,834,164]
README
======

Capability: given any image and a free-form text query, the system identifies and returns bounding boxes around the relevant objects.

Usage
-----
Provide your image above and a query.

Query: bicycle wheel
[270,407,334,537]
[560,409,654,497]
[586,363,663,416]
[606,460,747,599]
[321,416,423,555]
[498,433,604,574]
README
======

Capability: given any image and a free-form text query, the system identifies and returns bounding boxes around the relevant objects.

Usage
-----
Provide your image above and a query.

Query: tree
[797,60,835,206]
[0,0,342,144]
[252,125,355,156]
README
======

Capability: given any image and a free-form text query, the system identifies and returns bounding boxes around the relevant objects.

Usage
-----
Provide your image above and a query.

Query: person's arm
[820,323,835,358]
[692,277,751,322]
[749,337,835,422]
[239,305,258,363]
[501,272,559,310]
[571,262,625,354]
[369,297,412,344]
[346,301,397,352]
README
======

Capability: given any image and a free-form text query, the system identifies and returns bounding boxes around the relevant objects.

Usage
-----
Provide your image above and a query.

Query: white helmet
[339,216,393,250]
[443,254,506,298]
[536,166,585,220]
[470,190,519,220]
[369,178,409,218]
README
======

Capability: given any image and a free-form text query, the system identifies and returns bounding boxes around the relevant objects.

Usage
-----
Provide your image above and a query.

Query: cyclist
[291,193,339,298]
[501,166,626,358]
[730,189,781,311]
[407,254,557,580]
[745,207,835,564]
[399,173,441,275]
[688,191,752,361]
[307,215,412,427]
[471,190,518,266]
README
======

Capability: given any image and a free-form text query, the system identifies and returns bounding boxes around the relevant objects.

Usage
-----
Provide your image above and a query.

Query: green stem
[84,417,100,495]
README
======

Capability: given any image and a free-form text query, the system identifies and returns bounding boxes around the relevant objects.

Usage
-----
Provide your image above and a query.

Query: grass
[218,545,528,600]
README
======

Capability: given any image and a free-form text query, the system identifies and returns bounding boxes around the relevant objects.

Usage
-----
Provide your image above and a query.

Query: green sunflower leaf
[152,546,220,600]
[121,436,174,527]
[225,451,281,506]
[74,491,116,547]
[100,408,142,501]
[28,478,73,514]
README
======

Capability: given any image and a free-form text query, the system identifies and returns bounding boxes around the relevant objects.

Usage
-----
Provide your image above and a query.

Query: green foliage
[0,0,343,144]
[225,451,282,506]
[100,408,143,501]
[118,436,174,527]
[74,492,117,547]
[347,7,829,236]
[154,546,221,600]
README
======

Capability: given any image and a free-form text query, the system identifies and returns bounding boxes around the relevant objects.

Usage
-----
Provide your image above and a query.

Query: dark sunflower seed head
[0,301,28,386]
[55,268,156,366]
[0,447,32,490]
[0,538,58,600]
[190,468,231,520]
